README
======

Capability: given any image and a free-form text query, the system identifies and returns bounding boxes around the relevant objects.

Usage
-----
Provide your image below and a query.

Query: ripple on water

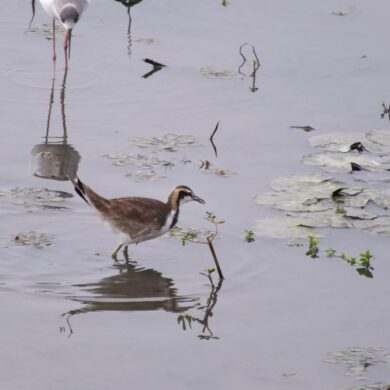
[5,66,103,91]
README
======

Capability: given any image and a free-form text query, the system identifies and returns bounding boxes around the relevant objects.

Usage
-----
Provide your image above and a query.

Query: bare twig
[207,238,224,280]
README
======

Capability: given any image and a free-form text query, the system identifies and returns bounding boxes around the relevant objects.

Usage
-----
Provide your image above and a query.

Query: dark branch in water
[142,58,167,79]
[209,121,219,157]
[207,237,224,280]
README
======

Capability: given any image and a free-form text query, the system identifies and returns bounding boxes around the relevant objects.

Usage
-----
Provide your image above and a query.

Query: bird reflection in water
[113,0,144,57]
[61,261,199,337]
[30,67,80,181]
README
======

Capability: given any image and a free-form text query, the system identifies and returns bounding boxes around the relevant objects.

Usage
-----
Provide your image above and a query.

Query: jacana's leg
[52,18,56,62]
[112,244,123,259]
[123,246,129,262]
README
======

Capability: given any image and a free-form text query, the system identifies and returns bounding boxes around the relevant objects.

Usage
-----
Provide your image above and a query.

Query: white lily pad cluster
[0,187,72,210]
[13,231,54,248]
[254,175,390,238]
[131,133,200,151]
[104,133,200,182]
[125,170,166,182]
[304,130,390,173]
[102,153,174,169]
[324,346,390,387]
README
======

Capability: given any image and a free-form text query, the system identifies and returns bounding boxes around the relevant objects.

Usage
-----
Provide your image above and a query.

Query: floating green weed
[306,235,320,258]
[381,101,390,120]
[245,229,255,243]
[300,236,375,278]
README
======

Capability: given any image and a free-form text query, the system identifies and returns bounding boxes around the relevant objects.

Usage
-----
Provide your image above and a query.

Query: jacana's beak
[192,194,206,204]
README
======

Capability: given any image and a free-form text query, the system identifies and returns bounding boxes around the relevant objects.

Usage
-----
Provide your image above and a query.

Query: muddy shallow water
[1,1,390,389]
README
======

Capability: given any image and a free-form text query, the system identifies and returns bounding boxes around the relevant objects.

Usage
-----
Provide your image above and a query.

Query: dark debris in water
[290,125,316,132]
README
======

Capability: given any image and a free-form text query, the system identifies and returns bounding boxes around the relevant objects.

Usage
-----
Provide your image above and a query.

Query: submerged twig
[209,121,219,157]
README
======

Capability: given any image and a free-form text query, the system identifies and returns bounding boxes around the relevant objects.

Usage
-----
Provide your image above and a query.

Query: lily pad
[324,346,390,388]
[131,133,200,150]
[255,175,344,212]
[253,216,321,239]
[102,153,175,169]
[309,130,390,155]
[200,67,235,79]
[125,170,165,182]
[0,187,72,210]
[303,152,390,173]
[254,174,390,238]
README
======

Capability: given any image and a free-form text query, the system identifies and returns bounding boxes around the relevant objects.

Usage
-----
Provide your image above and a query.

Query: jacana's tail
[68,174,90,206]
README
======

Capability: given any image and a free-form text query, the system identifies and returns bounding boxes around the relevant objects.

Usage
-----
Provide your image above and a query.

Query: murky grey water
[1,1,390,389]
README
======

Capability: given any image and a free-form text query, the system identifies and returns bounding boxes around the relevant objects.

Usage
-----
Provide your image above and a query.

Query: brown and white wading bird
[38,0,90,67]
[69,176,206,259]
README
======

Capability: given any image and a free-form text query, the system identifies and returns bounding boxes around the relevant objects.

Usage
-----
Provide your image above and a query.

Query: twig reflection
[209,121,219,157]
[178,273,223,340]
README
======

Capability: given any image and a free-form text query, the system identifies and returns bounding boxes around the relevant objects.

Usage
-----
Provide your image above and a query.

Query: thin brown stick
[207,237,224,280]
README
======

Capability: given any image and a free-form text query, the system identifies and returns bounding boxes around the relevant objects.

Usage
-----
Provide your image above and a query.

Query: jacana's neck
[166,192,181,229]
[167,191,181,212]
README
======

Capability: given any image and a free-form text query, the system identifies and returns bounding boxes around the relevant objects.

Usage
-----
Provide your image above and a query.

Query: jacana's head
[169,185,205,209]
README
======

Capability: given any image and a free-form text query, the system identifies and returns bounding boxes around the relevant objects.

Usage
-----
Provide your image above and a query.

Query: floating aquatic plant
[199,160,236,177]
[244,229,255,243]
[300,236,375,277]
[200,67,235,80]
[0,187,72,210]
[324,346,390,387]
[254,174,390,238]
[381,101,390,120]
[13,231,54,248]
[125,170,166,182]
[131,133,200,150]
